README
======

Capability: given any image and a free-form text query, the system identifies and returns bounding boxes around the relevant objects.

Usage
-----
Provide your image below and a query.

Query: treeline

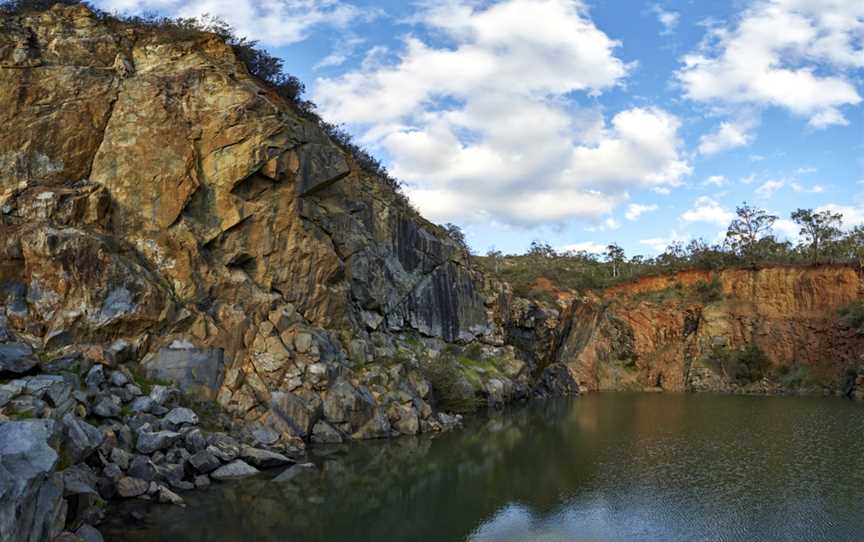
[474,203,864,297]
[1,0,413,209]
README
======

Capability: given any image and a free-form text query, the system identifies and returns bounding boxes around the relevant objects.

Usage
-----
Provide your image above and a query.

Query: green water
[106,393,864,542]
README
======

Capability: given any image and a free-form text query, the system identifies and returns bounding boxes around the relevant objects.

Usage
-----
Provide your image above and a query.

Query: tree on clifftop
[725,202,778,262]
[791,208,843,263]
[604,244,626,278]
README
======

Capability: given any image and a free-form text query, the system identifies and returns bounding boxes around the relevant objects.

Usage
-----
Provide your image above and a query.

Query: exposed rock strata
[556,267,864,393]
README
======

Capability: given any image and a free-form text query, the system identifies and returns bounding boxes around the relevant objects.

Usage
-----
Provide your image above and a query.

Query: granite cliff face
[555,266,864,394]
[0,4,562,447]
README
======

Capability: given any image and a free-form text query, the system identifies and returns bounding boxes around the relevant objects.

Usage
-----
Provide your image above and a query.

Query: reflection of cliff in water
[106,394,864,542]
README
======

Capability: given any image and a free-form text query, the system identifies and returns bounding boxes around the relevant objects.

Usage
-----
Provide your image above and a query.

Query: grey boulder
[210,460,259,481]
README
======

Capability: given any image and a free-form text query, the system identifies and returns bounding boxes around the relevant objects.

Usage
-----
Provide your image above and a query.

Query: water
[105,393,864,542]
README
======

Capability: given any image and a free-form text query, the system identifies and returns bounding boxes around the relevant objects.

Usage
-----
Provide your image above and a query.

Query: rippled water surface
[106,393,864,542]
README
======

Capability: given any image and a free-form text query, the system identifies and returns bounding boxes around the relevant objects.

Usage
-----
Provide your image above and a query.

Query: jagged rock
[251,426,280,447]
[269,391,321,439]
[0,342,37,374]
[92,395,122,418]
[207,434,241,462]
[116,477,148,498]
[84,365,106,390]
[188,449,221,474]
[127,456,156,482]
[129,396,155,414]
[162,407,199,428]
[311,421,343,444]
[136,430,181,454]
[211,460,259,481]
[239,446,292,469]
[0,420,65,542]
[148,385,180,408]
[108,370,129,388]
[352,410,392,440]
[157,486,185,506]
[183,428,208,454]
[62,414,104,463]
[110,448,132,471]
[193,475,210,488]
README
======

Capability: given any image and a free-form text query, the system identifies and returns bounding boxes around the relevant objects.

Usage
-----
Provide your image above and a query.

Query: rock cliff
[0,4,562,444]
[556,266,864,394]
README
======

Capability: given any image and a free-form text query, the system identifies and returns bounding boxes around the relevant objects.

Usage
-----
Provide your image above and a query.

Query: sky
[94,0,864,257]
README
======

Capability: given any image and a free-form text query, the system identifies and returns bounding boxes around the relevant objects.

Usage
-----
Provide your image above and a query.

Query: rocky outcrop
[0,4,569,457]
[556,266,864,394]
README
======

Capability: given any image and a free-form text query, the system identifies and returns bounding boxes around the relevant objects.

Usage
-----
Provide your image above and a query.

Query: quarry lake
[107,393,864,542]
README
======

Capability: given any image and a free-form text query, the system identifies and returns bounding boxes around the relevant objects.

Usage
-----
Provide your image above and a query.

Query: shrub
[422,355,480,415]
[839,301,864,334]
[704,344,770,383]
[692,278,723,304]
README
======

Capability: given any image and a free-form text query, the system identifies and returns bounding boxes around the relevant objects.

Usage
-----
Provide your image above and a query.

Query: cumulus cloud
[678,0,863,128]
[680,196,735,226]
[639,230,686,253]
[704,175,727,187]
[790,182,825,193]
[698,121,753,155]
[625,203,659,220]
[93,0,362,46]
[315,0,690,226]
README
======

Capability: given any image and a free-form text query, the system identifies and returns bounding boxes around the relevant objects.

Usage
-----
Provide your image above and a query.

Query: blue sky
[96,0,863,257]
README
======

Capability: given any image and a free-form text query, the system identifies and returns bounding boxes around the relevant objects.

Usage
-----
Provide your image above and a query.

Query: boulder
[0,420,66,542]
[188,449,221,474]
[0,342,38,374]
[62,414,104,463]
[311,421,343,444]
[135,430,181,454]
[239,446,292,469]
[115,477,148,498]
[162,407,199,428]
[210,460,259,481]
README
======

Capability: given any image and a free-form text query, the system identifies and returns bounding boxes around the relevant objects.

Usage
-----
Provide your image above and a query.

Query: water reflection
[105,393,864,542]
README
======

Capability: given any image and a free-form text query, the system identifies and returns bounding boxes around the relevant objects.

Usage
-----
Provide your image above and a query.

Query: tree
[791,208,843,263]
[527,240,557,259]
[725,202,778,262]
[443,223,469,253]
[604,243,626,278]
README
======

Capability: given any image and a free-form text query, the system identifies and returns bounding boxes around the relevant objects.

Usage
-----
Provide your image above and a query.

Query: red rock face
[557,266,864,393]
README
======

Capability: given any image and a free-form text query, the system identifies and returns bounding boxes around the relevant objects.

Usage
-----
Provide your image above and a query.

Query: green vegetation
[703,344,771,384]
[422,355,480,415]
[839,301,864,335]
[476,203,864,303]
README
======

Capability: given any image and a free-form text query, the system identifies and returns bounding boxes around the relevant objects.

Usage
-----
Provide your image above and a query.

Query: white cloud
[559,241,606,254]
[755,180,785,198]
[315,34,366,69]
[639,230,686,253]
[773,218,801,242]
[681,196,735,226]
[93,0,362,46]
[624,203,659,220]
[625,203,659,221]
[796,166,817,175]
[704,175,727,187]
[652,4,680,35]
[817,204,864,227]
[698,121,753,155]
[790,182,825,193]
[315,0,690,226]
[678,0,863,127]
